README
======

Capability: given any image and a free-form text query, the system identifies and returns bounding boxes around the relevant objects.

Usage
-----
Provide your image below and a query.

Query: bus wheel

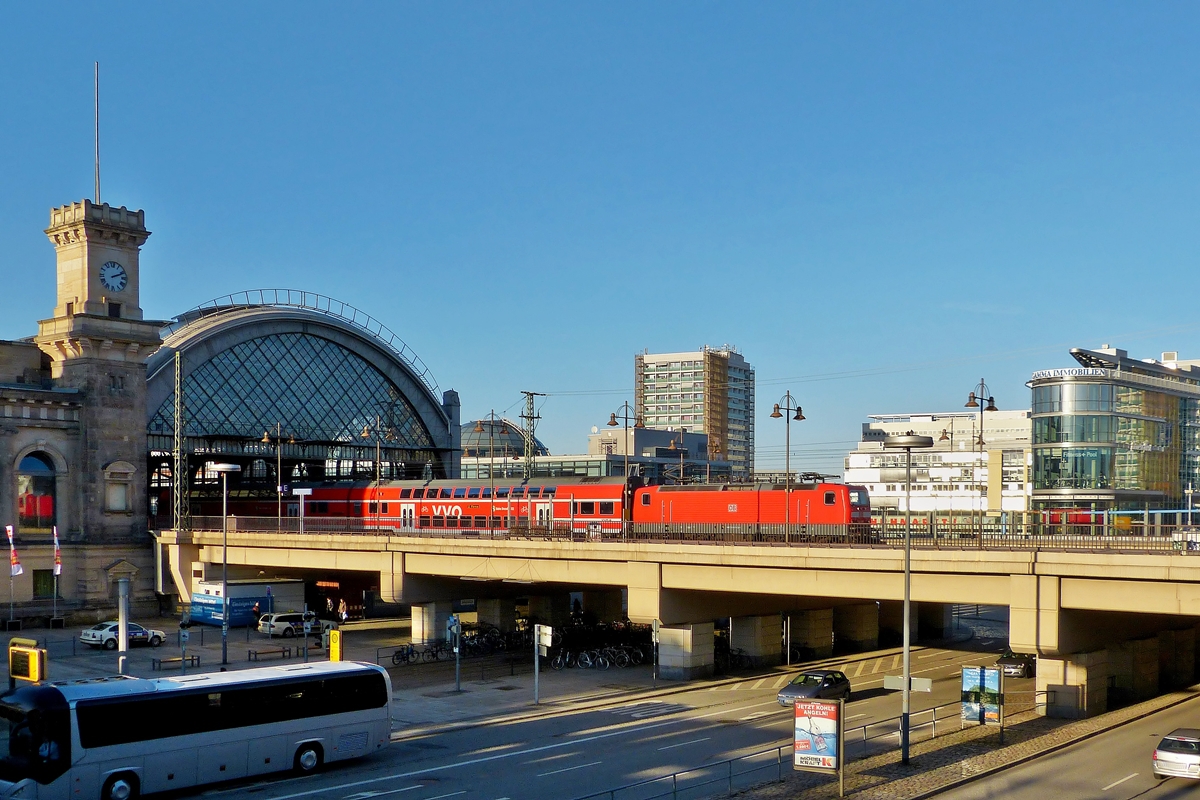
[294,743,323,774]
[101,772,139,800]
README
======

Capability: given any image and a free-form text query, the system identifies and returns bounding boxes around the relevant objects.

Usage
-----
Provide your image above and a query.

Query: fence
[178,515,1200,554]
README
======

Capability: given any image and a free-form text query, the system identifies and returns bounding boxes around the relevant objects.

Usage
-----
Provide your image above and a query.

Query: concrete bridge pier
[834,603,879,652]
[1109,637,1159,702]
[786,609,833,659]
[1038,650,1109,719]
[730,614,782,667]
[476,598,516,632]
[658,622,714,680]
[412,602,454,644]
[918,603,954,640]
[527,594,572,627]
[878,600,914,646]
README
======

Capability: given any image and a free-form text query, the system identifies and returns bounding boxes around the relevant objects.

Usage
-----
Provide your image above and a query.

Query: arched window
[17,453,56,534]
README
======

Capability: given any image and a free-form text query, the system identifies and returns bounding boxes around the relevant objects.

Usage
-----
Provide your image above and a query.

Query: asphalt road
[939,695,1200,800]
[198,644,1007,800]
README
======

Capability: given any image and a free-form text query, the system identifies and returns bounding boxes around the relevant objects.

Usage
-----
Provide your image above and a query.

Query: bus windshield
[0,686,71,786]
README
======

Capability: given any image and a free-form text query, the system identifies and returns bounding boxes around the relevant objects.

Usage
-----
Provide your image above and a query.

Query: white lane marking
[1102,773,1139,791]
[425,794,466,800]
[741,711,772,721]
[870,659,884,674]
[773,676,790,688]
[751,678,768,689]
[918,652,944,659]
[891,654,900,669]
[537,761,602,777]
[847,714,867,720]
[658,737,712,751]
[344,788,421,800]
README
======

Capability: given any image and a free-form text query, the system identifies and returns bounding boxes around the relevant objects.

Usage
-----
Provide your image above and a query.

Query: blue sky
[2,4,1198,473]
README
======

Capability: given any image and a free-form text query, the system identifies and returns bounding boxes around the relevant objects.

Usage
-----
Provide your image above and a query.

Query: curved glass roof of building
[461,419,549,458]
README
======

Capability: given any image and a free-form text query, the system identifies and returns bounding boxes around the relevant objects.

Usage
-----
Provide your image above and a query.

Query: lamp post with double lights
[769,392,806,541]
[964,380,998,541]
[606,402,644,480]
[261,424,294,532]
[882,433,933,766]
[361,417,394,528]
[210,462,242,666]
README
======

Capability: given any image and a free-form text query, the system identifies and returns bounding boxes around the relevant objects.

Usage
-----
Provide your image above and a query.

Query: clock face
[99,261,128,293]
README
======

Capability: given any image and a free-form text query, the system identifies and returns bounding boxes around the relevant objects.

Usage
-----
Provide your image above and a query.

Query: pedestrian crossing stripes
[608,701,692,718]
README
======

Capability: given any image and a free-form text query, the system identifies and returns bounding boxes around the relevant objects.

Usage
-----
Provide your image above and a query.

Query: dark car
[996,649,1036,678]
[777,669,851,706]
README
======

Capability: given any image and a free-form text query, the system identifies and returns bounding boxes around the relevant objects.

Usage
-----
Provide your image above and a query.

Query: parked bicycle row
[548,642,651,670]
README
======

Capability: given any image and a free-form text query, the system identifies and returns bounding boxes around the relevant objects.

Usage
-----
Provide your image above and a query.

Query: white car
[257,612,337,638]
[80,621,166,650]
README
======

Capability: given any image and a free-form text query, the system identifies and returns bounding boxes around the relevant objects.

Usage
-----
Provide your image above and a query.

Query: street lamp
[606,402,645,480]
[964,380,999,541]
[261,425,294,532]
[769,392,806,541]
[474,413,510,535]
[882,433,933,766]
[209,462,242,666]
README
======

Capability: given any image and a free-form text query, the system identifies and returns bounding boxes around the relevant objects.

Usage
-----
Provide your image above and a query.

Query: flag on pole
[6,525,21,577]
[53,526,61,576]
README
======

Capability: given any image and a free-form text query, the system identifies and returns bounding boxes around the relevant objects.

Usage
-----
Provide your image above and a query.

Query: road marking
[891,654,900,669]
[1101,773,1138,791]
[610,702,691,718]
[847,714,867,720]
[343,788,421,800]
[850,662,865,677]
[751,678,768,689]
[741,711,773,721]
[538,761,602,777]
[918,652,943,659]
[658,737,712,751]
[773,676,790,688]
[425,794,466,800]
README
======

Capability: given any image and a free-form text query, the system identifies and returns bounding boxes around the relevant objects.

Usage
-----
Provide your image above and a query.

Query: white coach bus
[0,660,392,799]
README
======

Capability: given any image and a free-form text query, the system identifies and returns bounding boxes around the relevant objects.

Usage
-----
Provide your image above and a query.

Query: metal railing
[174,515,1200,554]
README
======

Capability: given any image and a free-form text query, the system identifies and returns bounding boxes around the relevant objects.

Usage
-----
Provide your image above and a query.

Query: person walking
[338,598,348,623]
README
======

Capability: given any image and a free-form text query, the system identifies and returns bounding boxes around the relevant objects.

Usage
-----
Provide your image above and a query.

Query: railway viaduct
[156,525,1200,719]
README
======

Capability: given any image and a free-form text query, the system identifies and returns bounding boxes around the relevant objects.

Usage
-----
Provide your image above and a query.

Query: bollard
[117,655,126,675]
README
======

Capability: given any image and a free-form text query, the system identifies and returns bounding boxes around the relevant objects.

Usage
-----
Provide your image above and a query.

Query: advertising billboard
[793,699,841,772]
[961,666,1003,726]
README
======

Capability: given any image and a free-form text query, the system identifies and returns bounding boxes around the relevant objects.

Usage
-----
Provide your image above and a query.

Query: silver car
[1154,728,1200,780]
[777,669,851,706]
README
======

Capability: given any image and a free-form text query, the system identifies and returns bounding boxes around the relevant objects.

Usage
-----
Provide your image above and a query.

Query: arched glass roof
[149,332,435,450]
[461,419,549,458]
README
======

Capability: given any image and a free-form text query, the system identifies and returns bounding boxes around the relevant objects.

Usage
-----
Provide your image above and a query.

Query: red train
[276,478,870,535]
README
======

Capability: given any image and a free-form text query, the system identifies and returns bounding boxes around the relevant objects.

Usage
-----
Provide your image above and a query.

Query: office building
[634,346,754,479]
[1030,346,1200,512]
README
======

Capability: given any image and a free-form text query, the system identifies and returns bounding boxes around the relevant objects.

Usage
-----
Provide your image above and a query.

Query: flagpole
[52,527,59,621]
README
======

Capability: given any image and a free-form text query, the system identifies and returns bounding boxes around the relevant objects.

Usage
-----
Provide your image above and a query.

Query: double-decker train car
[631,482,871,528]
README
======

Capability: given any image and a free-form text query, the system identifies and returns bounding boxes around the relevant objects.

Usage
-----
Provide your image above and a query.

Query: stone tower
[34,200,162,544]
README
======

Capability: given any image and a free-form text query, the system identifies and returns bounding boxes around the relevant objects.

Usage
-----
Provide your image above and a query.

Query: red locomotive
[270,477,870,535]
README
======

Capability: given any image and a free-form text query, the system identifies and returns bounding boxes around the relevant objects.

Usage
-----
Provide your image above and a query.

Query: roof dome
[461,419,549,458]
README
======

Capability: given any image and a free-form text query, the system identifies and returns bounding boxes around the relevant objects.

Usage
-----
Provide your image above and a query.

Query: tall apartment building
[634,346,755,480]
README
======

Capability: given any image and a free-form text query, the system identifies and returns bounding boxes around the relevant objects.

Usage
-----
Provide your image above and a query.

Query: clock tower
[35,200,164,544]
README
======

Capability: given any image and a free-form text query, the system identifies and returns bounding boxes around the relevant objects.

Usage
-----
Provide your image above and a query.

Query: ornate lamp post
[474,413,509,535]
[261,424,294,532]
[606,402,644,480]
[882,433,933,766]
[769,392,806,541]
[209,462,241,666]
[964,380,998,541]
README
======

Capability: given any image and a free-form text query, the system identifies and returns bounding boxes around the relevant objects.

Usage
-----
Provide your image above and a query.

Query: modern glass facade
[1030,349,1200,510]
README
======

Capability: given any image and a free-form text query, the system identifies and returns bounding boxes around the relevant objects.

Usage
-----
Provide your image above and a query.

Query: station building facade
[1029,346,1200,512]
[0,198,460,623]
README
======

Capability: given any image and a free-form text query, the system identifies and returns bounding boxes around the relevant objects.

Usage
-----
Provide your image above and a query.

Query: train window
[440,488,452,499]
[432,516,444,528]
[419,515,431,527]
[474,516,487,527]
[468,488,480,499]
[641,494,650,506]
[543,487,556,497]
[576,502,596,515]
[824,491,836,505]
[511,487,526,498]
[482,487,492,498]
[316,502,329,513]
[400,489,412,499]
[353,502,362,515]
[411,489,425,499]
[491,516,501,528]
[381,503,389,513]
[453,488,466,499]
[496,488,510,498]
[368,502,377,513]
[599,501,614,515]
[526,488,541,499]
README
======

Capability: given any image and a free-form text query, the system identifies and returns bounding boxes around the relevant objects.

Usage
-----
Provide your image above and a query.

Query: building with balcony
[634,346,754,480]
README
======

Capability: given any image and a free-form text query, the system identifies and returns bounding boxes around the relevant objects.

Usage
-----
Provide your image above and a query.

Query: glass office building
[1029,346,1200,511]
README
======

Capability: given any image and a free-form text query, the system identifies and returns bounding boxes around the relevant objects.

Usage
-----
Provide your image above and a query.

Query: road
[200,644,1007,800]
[939,695,1200,800]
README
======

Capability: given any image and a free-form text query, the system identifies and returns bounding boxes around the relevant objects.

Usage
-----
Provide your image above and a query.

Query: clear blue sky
[2,4,1198,474]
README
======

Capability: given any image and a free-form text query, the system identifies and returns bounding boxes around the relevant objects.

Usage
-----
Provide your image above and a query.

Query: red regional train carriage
[282,477,869,535]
